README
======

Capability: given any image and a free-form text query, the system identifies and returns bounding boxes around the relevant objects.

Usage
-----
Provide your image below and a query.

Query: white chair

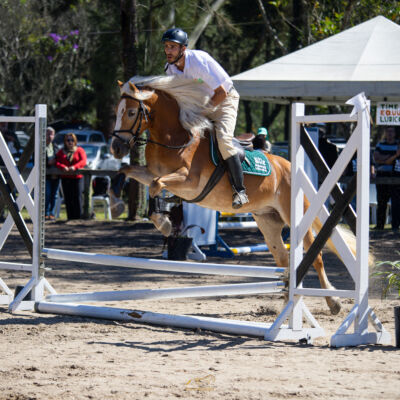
[91,177,112,220]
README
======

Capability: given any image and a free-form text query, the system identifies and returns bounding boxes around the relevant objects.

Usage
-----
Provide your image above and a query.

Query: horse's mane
[126,75,215,134]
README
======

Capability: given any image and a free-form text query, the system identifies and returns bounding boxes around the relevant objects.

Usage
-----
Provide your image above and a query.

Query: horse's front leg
[120,165,157,186]
[149,166,189,198]
[108,165,157,218]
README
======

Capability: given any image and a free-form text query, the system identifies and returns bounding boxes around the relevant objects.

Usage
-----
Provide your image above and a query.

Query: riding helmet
[161,28,188,46]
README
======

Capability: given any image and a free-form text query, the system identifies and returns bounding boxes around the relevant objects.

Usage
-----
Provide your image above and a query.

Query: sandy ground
[0,220,399,400]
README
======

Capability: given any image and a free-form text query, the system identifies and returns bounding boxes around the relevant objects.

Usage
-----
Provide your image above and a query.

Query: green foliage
[0,0,95,121]
[373,257,400,298]
[0,0,399,138]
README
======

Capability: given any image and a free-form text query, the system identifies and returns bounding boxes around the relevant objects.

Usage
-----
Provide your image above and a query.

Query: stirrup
[232,190,249,209]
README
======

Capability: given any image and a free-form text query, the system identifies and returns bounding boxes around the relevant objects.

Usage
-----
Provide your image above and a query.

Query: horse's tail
[312,217,375,267]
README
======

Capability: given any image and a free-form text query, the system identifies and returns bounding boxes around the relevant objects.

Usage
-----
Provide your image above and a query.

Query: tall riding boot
[225,154,249,209]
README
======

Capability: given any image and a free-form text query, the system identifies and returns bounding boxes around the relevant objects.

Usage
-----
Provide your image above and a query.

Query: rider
[162,28,249,209]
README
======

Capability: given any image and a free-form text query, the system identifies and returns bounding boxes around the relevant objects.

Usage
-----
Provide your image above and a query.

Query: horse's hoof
[326,296,341,315]
[109,190,125,218]
[150,213,172,237]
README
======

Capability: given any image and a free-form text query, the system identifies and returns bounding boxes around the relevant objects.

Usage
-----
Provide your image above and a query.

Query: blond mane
[125,75,215,134]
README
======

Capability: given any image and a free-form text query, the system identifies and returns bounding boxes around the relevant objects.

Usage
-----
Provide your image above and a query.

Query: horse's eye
[128,109,136,118]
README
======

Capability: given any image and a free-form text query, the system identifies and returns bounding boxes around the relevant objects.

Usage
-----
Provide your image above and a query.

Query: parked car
[79,143,124,170]
[15,130,30,148]
[55,129,106,146]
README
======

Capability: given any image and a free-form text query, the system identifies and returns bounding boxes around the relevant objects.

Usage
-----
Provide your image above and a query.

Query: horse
[110,75,355,315]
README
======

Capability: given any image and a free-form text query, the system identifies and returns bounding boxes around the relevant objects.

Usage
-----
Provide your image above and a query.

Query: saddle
[162,133,255,205]
[186,132,270,204]
[232,133,255,162]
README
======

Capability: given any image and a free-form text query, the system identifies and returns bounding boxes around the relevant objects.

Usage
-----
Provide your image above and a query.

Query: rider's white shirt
[165,49,233,97]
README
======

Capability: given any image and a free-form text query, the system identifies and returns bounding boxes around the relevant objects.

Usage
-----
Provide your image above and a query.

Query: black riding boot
[225,154,249,209]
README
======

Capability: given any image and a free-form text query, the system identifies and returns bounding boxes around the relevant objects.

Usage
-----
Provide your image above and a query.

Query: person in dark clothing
[318,135,339,169]
[45,127,60,220]
[55,133,87,220]
[252,127,271,152]
[373,126,400,230]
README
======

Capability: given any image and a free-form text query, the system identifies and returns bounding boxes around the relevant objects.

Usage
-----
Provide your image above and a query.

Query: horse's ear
[117,80,123,87]
[129,81,139,93]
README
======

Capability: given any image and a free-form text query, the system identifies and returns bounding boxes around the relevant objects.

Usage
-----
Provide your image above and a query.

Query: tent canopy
[232,16,400,104]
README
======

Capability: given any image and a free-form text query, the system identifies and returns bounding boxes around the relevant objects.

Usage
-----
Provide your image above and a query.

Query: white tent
[232,16,400,104]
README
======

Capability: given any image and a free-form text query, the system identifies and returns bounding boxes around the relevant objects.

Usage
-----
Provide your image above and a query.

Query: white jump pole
[44,281,285,303]
[35,302,275,337]
[42,247,285,278]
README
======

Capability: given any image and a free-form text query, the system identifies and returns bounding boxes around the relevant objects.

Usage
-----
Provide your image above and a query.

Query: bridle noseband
[112,94,149,148]
[112,93,195,150]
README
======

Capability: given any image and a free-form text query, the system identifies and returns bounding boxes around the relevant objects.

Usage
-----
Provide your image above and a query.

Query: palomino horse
[110,75,354,315]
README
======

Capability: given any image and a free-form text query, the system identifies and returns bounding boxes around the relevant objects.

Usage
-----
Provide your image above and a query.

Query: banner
[376,102,400,125]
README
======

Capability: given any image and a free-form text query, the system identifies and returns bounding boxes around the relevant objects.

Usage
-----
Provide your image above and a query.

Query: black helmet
[161,28,188,46]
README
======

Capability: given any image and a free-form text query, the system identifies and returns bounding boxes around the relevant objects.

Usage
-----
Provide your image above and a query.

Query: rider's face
[164,41,184,63]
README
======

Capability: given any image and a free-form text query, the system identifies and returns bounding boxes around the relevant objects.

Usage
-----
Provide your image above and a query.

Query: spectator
[56,133,87,220]
[45,127,60,221]
[319,135,338,170]
[373,126,400,231]
[252,127,272,152]
[344,150,376,212]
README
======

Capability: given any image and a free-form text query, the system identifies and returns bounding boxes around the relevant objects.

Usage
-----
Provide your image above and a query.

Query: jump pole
[42,247,285,278]
[42,281,285,303]
[35,302,281,338]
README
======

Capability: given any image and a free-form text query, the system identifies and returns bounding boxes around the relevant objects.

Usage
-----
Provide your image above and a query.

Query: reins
[112,93,195,150]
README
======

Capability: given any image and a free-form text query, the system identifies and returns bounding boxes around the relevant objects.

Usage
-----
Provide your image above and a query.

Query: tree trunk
[120,0,147,220]
[243,101,253,133]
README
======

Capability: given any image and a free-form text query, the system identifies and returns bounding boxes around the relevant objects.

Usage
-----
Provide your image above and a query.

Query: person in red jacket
[56,132,87,220]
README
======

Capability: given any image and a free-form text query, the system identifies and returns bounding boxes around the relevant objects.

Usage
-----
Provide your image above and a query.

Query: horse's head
[111,80,153,159]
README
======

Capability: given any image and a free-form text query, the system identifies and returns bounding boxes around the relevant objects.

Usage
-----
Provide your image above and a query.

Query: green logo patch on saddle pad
[210,140,272,176]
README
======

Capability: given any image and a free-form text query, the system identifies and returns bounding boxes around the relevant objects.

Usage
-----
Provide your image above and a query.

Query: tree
[0,0,94,122]
[120,0,147,220]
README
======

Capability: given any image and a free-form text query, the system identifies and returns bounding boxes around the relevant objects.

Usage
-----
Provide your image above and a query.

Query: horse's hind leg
[254,211,342,315]
[252,211,289,272]
[303,229,341,315]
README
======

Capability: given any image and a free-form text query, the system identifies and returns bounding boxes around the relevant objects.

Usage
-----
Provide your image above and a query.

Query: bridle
[112,93,194,150]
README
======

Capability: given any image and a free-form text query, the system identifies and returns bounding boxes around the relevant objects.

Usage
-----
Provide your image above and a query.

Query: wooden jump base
[0,99,392,346]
